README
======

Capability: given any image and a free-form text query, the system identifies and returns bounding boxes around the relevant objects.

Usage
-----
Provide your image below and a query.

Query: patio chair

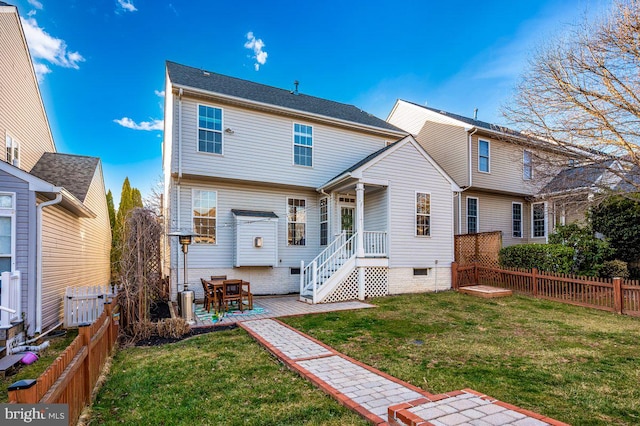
[200,278,219,313]
[222,279,243,312]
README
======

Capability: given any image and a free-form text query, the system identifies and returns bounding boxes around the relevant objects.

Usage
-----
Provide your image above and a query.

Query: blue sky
[11,0,609,206]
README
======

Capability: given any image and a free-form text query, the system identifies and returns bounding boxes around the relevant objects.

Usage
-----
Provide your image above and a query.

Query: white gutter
[467,128,478,187]
[36,193,62,334]
[178,88,183,179]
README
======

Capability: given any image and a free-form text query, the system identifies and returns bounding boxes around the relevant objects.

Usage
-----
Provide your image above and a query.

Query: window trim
[523,150,533,180]
[319,197,328,246]
[415,191,431,237]
[531,201,547,239]
[196,103,224,156]
[192,188,218,245]
[478,139,490,173]
[466,196,479,234]
[512,202,523,238]
[0,192,16,273]
[292,123,314,167]
[287,197,307,246]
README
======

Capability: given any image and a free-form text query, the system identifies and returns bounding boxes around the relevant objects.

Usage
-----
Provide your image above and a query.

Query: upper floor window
[193,190,217,244]
[512,202,522,238]
[287,198,306,245]
[523,150,533,180]
[293,123,312,167]
[467,197,478,234]
[5,135,19,166]
[478,140,490,173]
[198,105,223,155]
[532,202,546,238]
[319,197,328,246]
[416,192,431,236]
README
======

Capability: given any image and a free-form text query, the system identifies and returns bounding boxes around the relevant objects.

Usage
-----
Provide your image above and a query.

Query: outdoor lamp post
[168,231,197,323]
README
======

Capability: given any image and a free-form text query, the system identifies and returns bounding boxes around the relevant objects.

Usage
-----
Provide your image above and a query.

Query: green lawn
[281,292,640,425]
[89,327,367,426]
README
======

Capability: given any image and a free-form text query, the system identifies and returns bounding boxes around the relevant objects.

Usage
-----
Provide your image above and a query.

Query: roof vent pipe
[474,108,478,120]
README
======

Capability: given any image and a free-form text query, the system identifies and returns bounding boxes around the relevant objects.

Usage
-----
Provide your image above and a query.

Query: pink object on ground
[20,352,38,365]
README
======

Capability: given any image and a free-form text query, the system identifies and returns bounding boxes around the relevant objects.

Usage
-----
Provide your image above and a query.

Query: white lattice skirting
[321,267,388,303]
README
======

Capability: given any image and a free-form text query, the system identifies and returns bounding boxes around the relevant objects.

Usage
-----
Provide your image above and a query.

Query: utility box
[232,210,278,267]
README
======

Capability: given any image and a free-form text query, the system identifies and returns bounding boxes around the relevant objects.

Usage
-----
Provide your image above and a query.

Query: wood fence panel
[8,302,119,426]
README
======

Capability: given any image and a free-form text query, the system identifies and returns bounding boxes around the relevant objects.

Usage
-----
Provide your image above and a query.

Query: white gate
[64,285,114,328]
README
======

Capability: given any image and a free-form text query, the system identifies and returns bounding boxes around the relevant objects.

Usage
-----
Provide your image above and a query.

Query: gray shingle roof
[30,153,99,202]
[167,61,403,133]
[542,160,615,193]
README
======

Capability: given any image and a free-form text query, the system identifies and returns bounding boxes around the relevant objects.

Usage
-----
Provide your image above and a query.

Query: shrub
[499,244,575,273]
[598,260,630,279]
[548,223,614,275]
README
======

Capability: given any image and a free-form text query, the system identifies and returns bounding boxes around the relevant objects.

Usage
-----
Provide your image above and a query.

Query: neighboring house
[387,100,577,246]
[0,2,111,336]
[163,61,460,303]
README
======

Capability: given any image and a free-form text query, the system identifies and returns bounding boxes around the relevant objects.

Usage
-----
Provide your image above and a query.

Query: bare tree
[503,0,640,196]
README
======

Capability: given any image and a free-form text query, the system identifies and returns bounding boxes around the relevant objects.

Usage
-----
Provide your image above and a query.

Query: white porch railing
[64,285,115,328]
[363,231,387,257]
[0,271,21,328]
[300,232,357,302]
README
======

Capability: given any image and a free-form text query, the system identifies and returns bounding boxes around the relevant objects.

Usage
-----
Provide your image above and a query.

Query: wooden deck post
[451,262,458,290]
[79,323,92,405]
[613,277,623,314]
[532,268,538,297]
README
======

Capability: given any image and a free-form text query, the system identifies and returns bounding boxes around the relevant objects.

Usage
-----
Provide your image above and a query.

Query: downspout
[178,88,183,179]
[36,193,62,334]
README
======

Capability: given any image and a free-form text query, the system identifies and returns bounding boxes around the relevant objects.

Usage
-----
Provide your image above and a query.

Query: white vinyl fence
[64,285,115,328]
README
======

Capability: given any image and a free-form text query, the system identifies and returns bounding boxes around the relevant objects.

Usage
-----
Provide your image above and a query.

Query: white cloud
[155,90,165,98]
[20,17,84,81]
[114,117,164,131]
[244,32,268,71]
[27,0,43,10]
[117,0,137,13]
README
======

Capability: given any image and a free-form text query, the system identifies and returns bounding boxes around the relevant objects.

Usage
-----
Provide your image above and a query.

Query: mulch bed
[135,302,237,347]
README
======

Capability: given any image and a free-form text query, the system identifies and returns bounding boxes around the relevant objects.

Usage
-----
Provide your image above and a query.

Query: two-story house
[0,2,111,337]
[387,100,575,246]
[163,62,460,304]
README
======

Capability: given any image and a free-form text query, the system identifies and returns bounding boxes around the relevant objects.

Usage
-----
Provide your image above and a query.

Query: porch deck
[192,295,375,327]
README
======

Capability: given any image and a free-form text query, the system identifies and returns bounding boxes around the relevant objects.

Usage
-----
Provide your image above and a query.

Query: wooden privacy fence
[452,262,640,317]
[8,302,119,425]
[454,231,502,266]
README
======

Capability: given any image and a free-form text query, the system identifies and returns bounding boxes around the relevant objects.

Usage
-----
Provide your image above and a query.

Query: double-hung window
[467,197,478,234]
[287,198,306,245]
[532,202,546,238]
[293,124,312,166]
[416,192,431,236]
[512,202,523,238]
[319,197,328,246]
[523,150,533,180]
[478,140,490,173]
[193,190,217,244]
[198,105,223,154]
[0,194,15,273]
[5,135,19,166]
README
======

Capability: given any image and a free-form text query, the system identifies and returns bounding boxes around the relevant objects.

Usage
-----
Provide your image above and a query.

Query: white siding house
[163,62,459,303]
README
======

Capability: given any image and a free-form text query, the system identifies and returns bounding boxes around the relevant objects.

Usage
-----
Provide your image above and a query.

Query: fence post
[613,277,623,314]
[451,262,458,290]
[473,262,479,285]
[532,268,538,297]
[79,323,92,406]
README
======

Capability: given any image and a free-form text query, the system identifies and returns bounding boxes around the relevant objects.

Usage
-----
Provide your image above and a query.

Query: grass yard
[0,329,78,403]
[281,292,640,425]
[89,327,368,426]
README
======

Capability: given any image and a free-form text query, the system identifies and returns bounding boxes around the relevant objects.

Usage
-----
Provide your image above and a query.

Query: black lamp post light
[167,230,198,323]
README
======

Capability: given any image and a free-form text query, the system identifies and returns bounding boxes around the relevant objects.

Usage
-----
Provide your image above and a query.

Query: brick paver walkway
[241,318,569,426]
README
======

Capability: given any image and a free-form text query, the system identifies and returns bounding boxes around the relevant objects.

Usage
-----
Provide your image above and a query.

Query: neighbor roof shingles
[167,61,403,133]
[30,153,99,202]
